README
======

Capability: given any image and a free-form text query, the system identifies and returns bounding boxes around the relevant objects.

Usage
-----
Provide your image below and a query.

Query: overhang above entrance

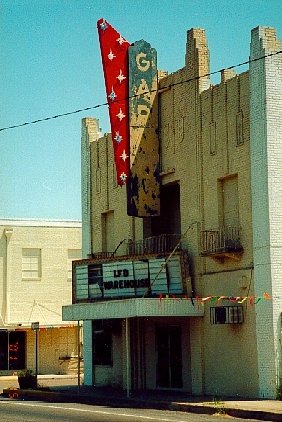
[63,298,204,321]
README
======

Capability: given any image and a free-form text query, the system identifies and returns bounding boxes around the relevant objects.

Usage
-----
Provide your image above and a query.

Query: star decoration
[120,172,127,183]
[116,108,126,121]
[114,132,123,143]
[100,19,108,31]
[116,34,126,45]
[108,87,116,101]
[108,49,116,60]
[117,69,126,83]
[97,19,130,186]
[120,150,128,162]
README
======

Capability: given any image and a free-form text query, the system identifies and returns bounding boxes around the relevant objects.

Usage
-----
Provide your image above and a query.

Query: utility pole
[31,322,39,376]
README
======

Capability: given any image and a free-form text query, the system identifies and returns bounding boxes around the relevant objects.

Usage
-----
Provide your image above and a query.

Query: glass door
[156,326,182,388]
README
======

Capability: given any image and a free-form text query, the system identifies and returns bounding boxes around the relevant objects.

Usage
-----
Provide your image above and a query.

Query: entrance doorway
[0,330,26,370]
[150,183,181,236]
[156,326,183,388]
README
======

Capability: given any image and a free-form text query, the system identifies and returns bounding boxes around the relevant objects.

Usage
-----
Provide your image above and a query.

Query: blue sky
[1,0,281,220]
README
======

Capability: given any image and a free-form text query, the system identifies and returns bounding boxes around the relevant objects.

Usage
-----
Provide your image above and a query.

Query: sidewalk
[1,375,281,421]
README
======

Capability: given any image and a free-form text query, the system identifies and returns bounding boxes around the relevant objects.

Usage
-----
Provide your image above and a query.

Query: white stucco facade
[0,219,82,375]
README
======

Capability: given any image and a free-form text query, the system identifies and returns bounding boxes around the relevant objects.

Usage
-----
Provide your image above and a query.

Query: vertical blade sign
[127,40,160,217]
[97,18,130,185]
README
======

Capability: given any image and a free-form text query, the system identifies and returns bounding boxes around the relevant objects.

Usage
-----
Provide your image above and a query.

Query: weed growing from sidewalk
[211,397,226,415]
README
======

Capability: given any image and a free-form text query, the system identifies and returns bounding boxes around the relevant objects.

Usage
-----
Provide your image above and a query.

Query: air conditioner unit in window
[210,306,244,325]
[228,306,244,324]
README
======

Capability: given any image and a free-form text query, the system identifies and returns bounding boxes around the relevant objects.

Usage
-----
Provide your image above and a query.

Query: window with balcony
[218,175,239,228]
[201,175,243,260]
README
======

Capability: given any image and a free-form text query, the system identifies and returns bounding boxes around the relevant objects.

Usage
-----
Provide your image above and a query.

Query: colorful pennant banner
[158,292,273,306]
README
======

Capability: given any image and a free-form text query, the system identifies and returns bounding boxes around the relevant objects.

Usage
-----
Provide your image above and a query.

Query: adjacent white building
[0,219,81,375]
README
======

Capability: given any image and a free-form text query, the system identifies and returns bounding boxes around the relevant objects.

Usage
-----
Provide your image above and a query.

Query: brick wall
[84,25,281,398]
[250,26,282,398]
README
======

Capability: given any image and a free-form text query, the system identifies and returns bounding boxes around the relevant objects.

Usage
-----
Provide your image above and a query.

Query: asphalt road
[0,399,261,422]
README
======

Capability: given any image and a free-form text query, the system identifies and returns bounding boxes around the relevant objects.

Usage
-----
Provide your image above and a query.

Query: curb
[169,402,282,422]
[4,389,280,422]
[0,375,77,381]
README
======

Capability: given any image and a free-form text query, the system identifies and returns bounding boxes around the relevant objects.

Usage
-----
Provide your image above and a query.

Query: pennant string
[156,293,274,305]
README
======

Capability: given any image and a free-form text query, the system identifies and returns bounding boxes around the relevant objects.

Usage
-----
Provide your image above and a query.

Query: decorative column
[250,26,282,398]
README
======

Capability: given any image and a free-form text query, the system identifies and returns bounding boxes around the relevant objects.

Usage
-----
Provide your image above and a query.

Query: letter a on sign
[127,40,160,217]
[97,18,130,186]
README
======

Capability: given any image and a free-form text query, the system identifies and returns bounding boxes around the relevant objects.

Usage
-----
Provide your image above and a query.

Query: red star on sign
[97,18,130,185]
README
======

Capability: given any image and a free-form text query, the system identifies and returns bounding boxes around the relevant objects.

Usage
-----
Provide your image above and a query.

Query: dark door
[0,331,8,370]
[9,331,26,370]
[151,183,181,236]
[0,330,25,370]
[156,326,182,388]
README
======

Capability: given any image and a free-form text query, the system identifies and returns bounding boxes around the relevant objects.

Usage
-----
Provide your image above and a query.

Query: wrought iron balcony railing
[88,234,182,261]
[201,226,243,257]
[126,234,182,255]
[90,252,114,259]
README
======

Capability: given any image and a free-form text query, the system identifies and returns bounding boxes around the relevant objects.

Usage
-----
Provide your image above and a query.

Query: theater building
[63,25,282,398]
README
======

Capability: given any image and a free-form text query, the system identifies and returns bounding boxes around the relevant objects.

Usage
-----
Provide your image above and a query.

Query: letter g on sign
[136,52,150,72]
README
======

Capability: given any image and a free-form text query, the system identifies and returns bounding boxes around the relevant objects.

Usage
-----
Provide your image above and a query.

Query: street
[0,398,262,422]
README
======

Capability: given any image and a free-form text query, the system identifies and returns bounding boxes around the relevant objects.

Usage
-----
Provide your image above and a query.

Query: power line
[1,49,281,133]
[0,103,108,132]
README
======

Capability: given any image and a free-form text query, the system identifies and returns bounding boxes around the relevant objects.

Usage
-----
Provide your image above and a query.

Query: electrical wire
[0,49,281,133]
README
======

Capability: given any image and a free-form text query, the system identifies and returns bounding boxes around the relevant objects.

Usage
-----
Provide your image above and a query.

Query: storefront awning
[62,298,204,321]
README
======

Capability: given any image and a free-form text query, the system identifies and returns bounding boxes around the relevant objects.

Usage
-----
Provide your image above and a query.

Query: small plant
[17,369,37,389]
[212,397,226,415]
[17,369,33,377]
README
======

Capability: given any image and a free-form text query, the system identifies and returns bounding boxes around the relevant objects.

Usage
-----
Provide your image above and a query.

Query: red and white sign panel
[97,18,130,185]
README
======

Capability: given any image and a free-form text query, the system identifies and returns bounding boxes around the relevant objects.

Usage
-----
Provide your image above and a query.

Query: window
[22,249,41,279]
[92,320,112,365]
[67,249,81,281]
[101,211,115,253]
[218,175,239,227]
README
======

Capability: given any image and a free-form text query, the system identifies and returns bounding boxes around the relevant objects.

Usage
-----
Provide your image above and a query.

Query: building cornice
[0,218,82,228]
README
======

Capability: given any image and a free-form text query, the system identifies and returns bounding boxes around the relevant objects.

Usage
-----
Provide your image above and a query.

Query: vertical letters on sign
[127,40,160,217]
